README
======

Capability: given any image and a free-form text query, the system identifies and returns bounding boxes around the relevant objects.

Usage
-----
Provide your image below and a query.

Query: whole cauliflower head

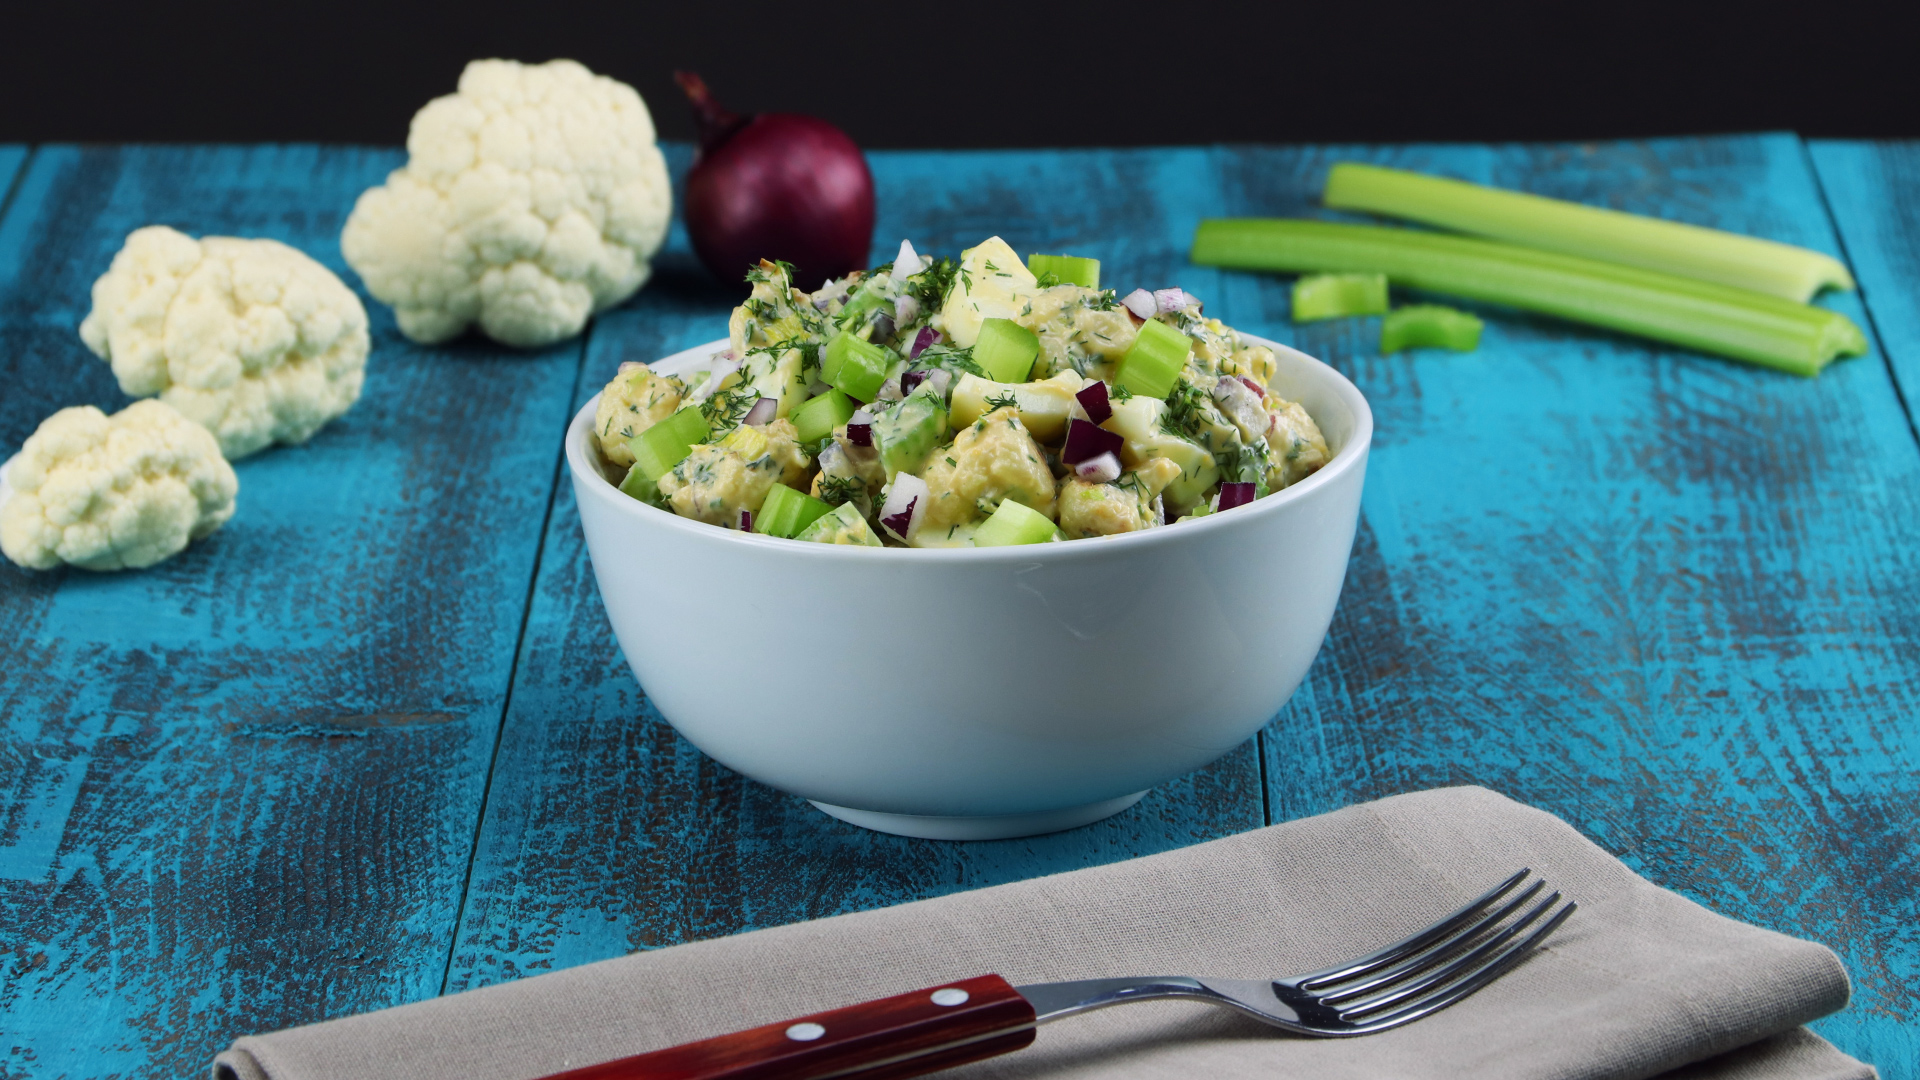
[341,59,673,348]
[1,400,238,572]
[78,226,371,460]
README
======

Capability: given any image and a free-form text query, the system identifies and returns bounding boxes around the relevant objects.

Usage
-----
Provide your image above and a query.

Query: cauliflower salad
[596,236,1331,547]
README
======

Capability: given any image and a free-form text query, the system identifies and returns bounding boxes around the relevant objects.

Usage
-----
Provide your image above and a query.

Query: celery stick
[1027,254,1101,289]
[974,318,1040,383]
[1323,163,1855,302]
[822,333,891,401]
[1116,319,1190,398]
[1380,305,1483,352]
[754,484,833,538]
[973,499,1058,546]
[1292,273,1389,321]
[791,388,856,444]
[1190,219,1866,377]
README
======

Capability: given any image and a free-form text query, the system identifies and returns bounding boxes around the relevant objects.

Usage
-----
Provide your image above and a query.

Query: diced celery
[791,388,857,443]
[1380,305,1484,352]
[973,499,1058,547]
[1292,273,1389,321]
[754,484,834,539]
[973,318,1040,383]
[822,333,892,401]
[1026,254,1101,289]
[873,390,949,480]
[796,501,884,546]
[625,407,711,491]
[1115,319,1190,399]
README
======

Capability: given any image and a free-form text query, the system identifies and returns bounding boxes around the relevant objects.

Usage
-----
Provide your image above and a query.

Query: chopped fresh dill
[1159,379,1209,443]
[984,391,1020,412]
[817,474,864,507]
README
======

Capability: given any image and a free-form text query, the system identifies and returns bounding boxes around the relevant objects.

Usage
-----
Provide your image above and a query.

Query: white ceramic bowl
[567,335,1371,839]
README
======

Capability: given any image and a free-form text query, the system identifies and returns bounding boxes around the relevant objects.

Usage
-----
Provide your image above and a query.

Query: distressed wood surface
[1809,141,1920,420]
[0,146,585,1076]
[1213,135,1917,1075]
[0,138,1914,1080]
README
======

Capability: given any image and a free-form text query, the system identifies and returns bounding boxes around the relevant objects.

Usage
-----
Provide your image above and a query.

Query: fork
[544,868,1574,1080]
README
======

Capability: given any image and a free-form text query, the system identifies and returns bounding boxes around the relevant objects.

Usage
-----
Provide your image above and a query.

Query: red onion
[900,370,927,395]
[894,293,920,326]
[1073,451,1122,484]
[875,376,904,402]
[1218,482,1257,510]
[742,397,778,427]
[846,409,875,447]
[1238,376,1264,397]
[1154,288,1194,314]
[878,473,930,541]
[910,327,940,358]
[892,239,924,278]
[1121,289,1156,320]
[1074,381,1111,424]
[922,369,952,398]
[1062,418,1124,465]
[738,510,754,531]
[676,72,876,292]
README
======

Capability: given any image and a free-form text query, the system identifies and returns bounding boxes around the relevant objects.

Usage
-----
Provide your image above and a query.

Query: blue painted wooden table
[0,135,1914,1079]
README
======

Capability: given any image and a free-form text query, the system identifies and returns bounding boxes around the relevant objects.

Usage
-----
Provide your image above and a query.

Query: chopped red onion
[696,352,742,400]
[893,239,923,279]
[1154,288,1192,314]
[739,510,753,531]
[911,326,940,358]
[901,370,927,395]
[875,376,904,402]
[742,397,778,427]
[1211,376,1268,443]
[1121,288,1156,320]
[878,472,930,541]
[847,409,875,447]
[1074,381,1112,424]
[922,368,951,398]
[1073,451,1121,484]
[894,293,921,326]
[1238,375,1264,397]
[1062,418,1124,465]
[1218,482,1257,510]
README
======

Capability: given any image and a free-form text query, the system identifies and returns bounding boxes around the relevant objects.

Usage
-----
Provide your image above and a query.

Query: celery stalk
[1190,219,1866,377]
[1292,273,1389,321]
[1322,163,1855,302]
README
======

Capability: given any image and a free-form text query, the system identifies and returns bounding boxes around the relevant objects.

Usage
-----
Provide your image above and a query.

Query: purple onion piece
[1238,376,1264,396]
[1154,288,1190,314]
[1218,482,1257,511]
[739,510,754,531]
[911,326,940,358]
[1073,451,1122,484]
[924,368,952,398]
[880,497,917,539]
[1074,381,1112,425]
[1061,418,1125,465]
[901,370,927,395]
[742,397,778,427]
[847,423,872,447]
[1121,288,1156,320]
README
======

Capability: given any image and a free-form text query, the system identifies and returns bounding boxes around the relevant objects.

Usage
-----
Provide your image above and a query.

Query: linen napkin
[214,786,1873,1080]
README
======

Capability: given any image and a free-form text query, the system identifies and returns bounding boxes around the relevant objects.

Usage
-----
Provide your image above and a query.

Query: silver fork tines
[1016,869,1575,1039]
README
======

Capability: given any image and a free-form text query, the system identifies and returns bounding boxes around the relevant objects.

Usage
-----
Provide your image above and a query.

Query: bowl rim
[566,332,1372,563]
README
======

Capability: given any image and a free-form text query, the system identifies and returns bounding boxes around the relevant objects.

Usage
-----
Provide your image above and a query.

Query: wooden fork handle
[541,973,1037,1080]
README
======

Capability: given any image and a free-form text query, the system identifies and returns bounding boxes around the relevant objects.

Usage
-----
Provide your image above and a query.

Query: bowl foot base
[808,790,1149,840]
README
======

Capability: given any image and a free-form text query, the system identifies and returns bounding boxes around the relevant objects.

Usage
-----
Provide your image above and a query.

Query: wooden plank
[443,146,1267,994]
[1213,135,1917,1077]
[0,146,584,1077]
[1808,140,1920,424]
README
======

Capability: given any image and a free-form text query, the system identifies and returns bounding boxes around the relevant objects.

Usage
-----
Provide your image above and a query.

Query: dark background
[3,1,1918,147]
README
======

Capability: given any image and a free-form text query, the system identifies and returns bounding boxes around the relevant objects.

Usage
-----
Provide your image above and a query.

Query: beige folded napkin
[215,786,1873,1080]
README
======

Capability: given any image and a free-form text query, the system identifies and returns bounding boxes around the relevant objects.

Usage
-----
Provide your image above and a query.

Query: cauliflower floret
[78,226,370,460]
[594,363,685,467]
[1266,397,1331,489]
[656,420,809,525]
[1015,285,1137,380]
[341,59,672,348]
[919,406,1056,533]
[1,401,238,571]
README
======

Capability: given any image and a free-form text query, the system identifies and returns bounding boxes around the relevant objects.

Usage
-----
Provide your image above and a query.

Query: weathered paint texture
[0,137,1913,1079]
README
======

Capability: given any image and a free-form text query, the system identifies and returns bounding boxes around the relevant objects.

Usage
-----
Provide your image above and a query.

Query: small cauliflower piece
[594,364,685,467]
[937,236,1037,348]
[341,59,672,348]
[656,420,809,525]
[1,400,238,571]
[1266,397,1331,489]
[79,226,370,460]
[919,406,1056,534]
[1015,285,1137,380]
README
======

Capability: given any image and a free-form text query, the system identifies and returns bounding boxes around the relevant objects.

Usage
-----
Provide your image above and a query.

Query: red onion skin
[677,74,876,292]
[1218,482,1257,511]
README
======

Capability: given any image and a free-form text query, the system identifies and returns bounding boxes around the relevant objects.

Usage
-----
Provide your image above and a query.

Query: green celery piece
[791,388,856,443]
[1380,305,1484,352]
[754,484,833,538]
[974,318,1040,383]
[1292,272,1389,321]
[1323,163,1855,303]
[796,501,884,546]
[822,333,891,401]
[873,390,949,480]
[624,407,711,493]
[1116,318,1191,398]
[973,499,1057,546]
[1190,219,1867,378]
[1026,254,1101,289]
